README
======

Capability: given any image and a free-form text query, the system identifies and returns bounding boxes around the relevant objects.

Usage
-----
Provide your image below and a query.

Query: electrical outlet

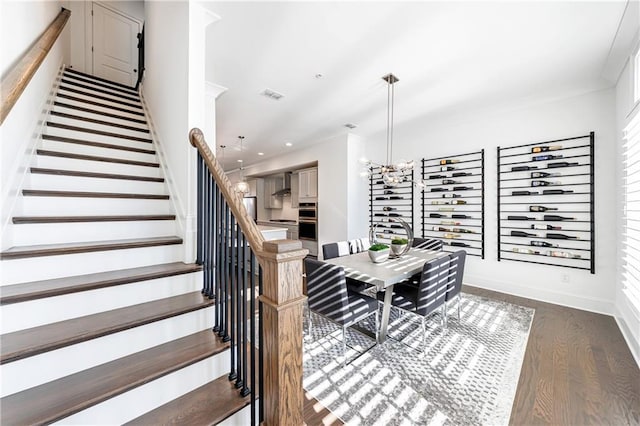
[561,273,570,283]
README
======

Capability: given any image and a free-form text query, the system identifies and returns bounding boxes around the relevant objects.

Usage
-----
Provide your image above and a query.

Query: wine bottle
[548,250,581,259]
[452,214,470,219]
[442,179,457,184]
[542,189,574,195]
[374,213,385,216]
[450,241,470,247]
[375,196,388,200]
[546,233,578,240]
[375,180,384,184]
[507,215,534,220]
[531,145,562,153]
[388,213,401,217]
[441,220,461,225]
[428,175,446,180]
[431,201,447,205]
[453,186,473,191]
[384,189,395,194]
[452,228,474,234]
[440,159,460,165]
[512,190,539,196]
[443,233,461,239]
[432,226,450,232]
[532,154,563,161]
[382,206,396,211]
[438,207,455,212]
[529,205,558,212]
[440,166,455,172]
[531,171,560,178]
[442,194,462,198]
[431,188,447,192]
[389,196,403,200]
[531,224,562,230]
[543,214,575,221]
[530,240,558,247]
[547,162,578,168]
[512,247,540,255]
[452,172,472,177]
[531,180,561,187]
[383,185,395,189]
[430,213,444,218]
[454,200,467,205]
[512,165,538,172]
[511,230,536,237]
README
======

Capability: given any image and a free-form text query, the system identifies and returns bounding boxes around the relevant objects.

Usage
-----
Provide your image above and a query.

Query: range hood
[273,172,292,196]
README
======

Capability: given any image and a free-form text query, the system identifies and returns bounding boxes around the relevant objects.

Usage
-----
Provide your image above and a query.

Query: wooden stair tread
[30,167,164,182]
[46,122,152,143]
[0,291,211,364]
[0,235,182,260]
[22,189,169,199]
[50,110,149,133]
[42,134,156,155]
[57,93,145,116]
[12,214,175,224]
[60,78,141,103]
[125,371,250,426]
[1,262,201,305]
[62,73,139,96]
[64,67,136,92]
[58,86,143,110]
[0,330,226,425]
[54,101,147,124]
[36,149,160,167]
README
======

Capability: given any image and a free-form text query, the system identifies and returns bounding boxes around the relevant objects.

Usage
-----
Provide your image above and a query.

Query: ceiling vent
[344,123,358,129]
[260,88,285,101]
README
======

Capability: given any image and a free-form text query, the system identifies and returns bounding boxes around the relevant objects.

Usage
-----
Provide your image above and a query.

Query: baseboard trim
[614,307,640,369]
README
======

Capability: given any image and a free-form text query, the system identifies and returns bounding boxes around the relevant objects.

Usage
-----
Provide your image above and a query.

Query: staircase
[0,68,252,424]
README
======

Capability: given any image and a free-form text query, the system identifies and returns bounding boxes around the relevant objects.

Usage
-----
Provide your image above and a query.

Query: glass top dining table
[324,248,446,342]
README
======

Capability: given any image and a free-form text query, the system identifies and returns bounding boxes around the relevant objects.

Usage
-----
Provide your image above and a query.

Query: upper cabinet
[291,173,300,208]
[263,175,283,209]
[298,167,318,202]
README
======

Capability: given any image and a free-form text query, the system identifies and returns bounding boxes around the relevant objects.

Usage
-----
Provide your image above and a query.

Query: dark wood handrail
[0,7,71,125]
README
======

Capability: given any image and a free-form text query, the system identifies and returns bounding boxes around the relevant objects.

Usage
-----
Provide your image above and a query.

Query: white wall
[0,1,69,246]
[364,89,617,315]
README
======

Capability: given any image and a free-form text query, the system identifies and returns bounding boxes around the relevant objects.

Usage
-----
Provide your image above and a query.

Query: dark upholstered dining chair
[445,250,466,324]
[321,239,371,293]
[305,258,379,366]
[412,237,444,252]
[377,254,450,347]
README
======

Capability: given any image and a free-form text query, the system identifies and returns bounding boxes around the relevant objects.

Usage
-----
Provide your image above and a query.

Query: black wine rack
[369,166,414,244]
[421,150,485,258]
[497,132,595,273]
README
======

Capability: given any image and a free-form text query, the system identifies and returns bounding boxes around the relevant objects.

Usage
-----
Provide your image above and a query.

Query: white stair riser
[35,155,161,177]
[1,272,201,333]
[54,352,230,425]
[52,103,149,130]
[54,96,147,122]
[61,75,140,100]
[0,306,215,397]
[40,138,158,164]
[44,124,153,149]
[59,83,142,108]
[11,219,177,246]
[1,243,185,285]
[27,173,166,193]
[19,197,173,216]
[219,405,256,426]
[47,115,151,139]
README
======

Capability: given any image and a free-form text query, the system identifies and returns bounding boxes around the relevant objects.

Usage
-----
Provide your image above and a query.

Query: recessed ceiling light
[315,73,323,79]
[260,88,284,101]
[285,142,293,147]
[237,159,243,163]
[344,123,357,129]
[258,152,264,156]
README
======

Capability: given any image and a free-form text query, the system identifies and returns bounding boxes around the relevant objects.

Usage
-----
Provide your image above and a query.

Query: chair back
[348,238,370,254]
[446,250,466,301]
[415,255,450,317]
[412,237,443,251]
[322,241,351,260]
[304,258,350,324]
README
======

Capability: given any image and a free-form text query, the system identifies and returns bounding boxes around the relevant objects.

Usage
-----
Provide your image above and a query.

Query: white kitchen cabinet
[263,176,283,209]
[291,173,300,208]
[298,167,317,202]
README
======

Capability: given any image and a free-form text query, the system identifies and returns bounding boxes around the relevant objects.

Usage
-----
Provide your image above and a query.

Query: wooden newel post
[257,239,308,426]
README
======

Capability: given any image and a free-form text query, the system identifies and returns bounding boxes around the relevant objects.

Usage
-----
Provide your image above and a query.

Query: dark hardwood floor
[463,285,640,426]
[304,285,639,426]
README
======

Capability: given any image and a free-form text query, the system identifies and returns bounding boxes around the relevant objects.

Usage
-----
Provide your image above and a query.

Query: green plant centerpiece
[368,243,390,263]
[390,237,409,256]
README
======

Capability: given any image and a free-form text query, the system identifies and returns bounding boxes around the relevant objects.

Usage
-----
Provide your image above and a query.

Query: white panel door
[92,3,140,87]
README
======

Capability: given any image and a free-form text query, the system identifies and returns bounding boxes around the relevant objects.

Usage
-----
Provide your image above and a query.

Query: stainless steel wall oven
[298,202,317,241]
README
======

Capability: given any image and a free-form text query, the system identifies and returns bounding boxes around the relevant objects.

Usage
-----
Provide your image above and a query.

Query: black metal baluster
[249,250,256,425]
[240,233,250,395]
[258,265,264,423]
[209,182,218,300]
[235,229,243,389]
[228,214,237,381]
[196,154,203,265]
[222,202,230,342]
[205,171,214,298]
[214,187,221,333]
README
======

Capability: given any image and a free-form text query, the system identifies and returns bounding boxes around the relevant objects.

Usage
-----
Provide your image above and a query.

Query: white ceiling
[204,1,627,170]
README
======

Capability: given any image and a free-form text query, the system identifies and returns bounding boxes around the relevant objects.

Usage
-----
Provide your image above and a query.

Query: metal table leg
[379,284,394,343]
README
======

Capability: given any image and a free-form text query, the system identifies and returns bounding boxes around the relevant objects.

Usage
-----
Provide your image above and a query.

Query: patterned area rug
[303,292,534,425]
